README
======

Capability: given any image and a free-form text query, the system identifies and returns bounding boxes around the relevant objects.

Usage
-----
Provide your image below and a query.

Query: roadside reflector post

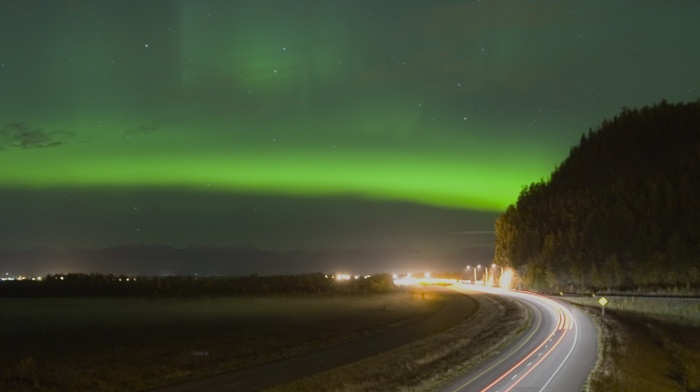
[598,297,608,316]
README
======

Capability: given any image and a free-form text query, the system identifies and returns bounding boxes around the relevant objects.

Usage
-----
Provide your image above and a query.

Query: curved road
[150,289,477,392]
[441,285,598,392]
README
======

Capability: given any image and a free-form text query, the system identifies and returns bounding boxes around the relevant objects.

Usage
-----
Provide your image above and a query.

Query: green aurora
[1,0,699,260]
[0,125,553,210]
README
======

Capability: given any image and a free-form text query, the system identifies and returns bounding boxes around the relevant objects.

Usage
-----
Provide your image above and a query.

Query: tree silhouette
[495,100,700,293]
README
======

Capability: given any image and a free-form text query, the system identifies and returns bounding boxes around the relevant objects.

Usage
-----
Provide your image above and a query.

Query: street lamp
[466,265,476,283]
[492,263,503,286]
[492,263,504,275]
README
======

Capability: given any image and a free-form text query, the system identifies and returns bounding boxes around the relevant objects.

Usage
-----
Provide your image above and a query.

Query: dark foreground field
[562,296,700,391]
[1,291,443,391]
[267,290,528,392]
[1,287,529,392]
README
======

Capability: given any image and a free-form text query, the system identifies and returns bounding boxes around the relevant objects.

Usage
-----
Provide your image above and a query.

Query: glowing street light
[492,263,503,286]
[492,263,503,275]
[466,265,476,283]
[500,268,514,290]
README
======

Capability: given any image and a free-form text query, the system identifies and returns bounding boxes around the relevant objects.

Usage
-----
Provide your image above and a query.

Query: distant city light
[335,273,352,281]
[392,273,457,286]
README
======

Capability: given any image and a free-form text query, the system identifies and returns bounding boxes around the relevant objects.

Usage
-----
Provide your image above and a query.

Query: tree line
[495,100,700,293]
[0,272,397,297]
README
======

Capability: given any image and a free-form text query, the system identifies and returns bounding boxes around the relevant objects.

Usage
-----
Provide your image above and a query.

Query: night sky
[1,1,698,273]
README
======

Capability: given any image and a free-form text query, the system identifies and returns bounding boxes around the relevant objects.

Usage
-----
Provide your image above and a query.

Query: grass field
[0,291,443,391]
[561,296,700,392]
[268,291,529,392]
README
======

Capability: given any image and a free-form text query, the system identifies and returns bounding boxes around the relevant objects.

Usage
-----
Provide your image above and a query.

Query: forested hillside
[495,100,700,293]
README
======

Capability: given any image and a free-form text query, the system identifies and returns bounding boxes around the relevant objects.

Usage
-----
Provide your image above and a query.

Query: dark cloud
[124,117,184,137]
[0,122,72,150]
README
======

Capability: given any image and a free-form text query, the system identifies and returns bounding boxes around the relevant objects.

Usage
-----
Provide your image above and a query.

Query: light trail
[501,320,569,392]
[446,285,579,392]
[538,308,579,392]
[444,292,544,392]
[497,294,577,392]
[476,326,557,392]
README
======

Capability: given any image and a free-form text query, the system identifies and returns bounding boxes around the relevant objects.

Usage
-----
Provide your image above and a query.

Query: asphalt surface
[149,289,478,392]
[440,286,598,392]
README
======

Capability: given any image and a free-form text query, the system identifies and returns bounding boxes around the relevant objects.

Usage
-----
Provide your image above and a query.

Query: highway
[441,285,598,392]
[151,285,597,392]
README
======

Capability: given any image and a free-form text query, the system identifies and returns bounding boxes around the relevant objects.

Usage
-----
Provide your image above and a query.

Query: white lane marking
[526,362,532,367]
[538,308,580,392]
[511,374,518,380]
[447,291,546,392]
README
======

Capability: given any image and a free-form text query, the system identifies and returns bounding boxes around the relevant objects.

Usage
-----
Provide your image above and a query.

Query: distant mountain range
[0,244,492,277]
